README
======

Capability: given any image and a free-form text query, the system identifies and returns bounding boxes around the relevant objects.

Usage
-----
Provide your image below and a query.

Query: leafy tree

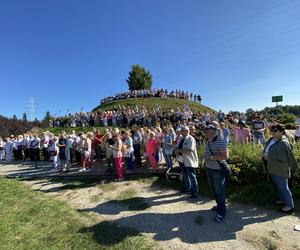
[22,113,27,122]
[12,114,17,120]
[126,64,152,90]
[277,113,297,124]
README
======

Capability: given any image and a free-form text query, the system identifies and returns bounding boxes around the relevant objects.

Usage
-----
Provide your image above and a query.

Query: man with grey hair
[204,124,229,223]
[176,126,199,199]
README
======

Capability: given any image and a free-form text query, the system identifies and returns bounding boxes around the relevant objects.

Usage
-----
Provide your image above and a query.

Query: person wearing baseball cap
[204,123,229,223]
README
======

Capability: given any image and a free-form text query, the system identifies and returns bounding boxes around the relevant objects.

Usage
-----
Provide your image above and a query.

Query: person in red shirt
[92,128,103,161]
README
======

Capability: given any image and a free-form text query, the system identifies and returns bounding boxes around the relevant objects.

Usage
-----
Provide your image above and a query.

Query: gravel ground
[1,163,300,250]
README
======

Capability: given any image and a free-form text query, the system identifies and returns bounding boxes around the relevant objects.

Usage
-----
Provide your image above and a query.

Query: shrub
[198,143,300,187]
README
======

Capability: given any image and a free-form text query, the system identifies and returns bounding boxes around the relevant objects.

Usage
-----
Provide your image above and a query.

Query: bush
[285,123,296,129]
[198,143,300,187]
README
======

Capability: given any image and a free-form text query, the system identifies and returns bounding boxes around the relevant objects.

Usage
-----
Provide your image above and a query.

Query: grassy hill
[93,97,215,113]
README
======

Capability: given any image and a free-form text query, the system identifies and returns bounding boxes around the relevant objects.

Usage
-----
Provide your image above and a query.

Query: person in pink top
[146,132,158,169]
[231,121,252,144]
[109,132,124,181]
[236,121,252,144]
[230,119,239,143]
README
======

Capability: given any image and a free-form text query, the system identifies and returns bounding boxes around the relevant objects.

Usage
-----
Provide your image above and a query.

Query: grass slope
[0,177,155,250]
[93,97,215,113]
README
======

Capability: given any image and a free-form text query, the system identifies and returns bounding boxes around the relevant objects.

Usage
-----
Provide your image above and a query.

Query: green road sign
[272,96,283,103]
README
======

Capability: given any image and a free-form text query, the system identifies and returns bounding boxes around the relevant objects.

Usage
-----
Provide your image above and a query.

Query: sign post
[272,96,283,106]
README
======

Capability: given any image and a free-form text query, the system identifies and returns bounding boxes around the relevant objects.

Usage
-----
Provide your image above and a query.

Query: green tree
[22,113,27,122]
[126,64,152,90]
[277,113,296,124]
[12,114,17,120]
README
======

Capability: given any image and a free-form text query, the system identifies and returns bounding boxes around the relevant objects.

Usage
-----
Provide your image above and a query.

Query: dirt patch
[23,178,300,250]
[1,162,298,250]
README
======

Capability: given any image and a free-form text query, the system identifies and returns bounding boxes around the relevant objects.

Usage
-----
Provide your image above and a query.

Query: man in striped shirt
[204,124,229,223]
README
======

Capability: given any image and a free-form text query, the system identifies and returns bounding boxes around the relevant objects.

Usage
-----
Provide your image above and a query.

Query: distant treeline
[0,115,43,138]
[246,105,300,117]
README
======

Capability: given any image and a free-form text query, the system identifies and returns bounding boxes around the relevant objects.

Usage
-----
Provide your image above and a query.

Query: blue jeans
[253,133,266,145]
[181,164,198,196]
[165,154,173,169]
[125,155,134,170]
[206,168,226,216]
[133,144,142,167]
[271,174,294,208]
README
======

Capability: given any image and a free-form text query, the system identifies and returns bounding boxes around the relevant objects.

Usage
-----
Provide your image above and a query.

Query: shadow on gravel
[80,192,197,214]
[82,203,280,243]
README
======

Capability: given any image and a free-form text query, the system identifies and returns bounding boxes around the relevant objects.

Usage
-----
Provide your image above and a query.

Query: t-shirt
[265,139,277,155]
[237,128,251,144]
[252,120,265,135]
[205,136,227,170]
[163,134,173,155]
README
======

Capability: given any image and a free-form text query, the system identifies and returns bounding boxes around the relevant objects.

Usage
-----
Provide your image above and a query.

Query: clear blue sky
[0,0,299,120]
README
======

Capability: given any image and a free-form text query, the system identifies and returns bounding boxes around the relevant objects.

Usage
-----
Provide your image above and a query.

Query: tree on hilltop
[126,64,152,90]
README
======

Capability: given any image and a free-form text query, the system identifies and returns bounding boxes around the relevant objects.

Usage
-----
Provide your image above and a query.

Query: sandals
[214,214,225,223]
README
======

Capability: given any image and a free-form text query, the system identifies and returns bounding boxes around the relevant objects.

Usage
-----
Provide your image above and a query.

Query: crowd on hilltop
[100,88,202,105]
[49,104,198,128]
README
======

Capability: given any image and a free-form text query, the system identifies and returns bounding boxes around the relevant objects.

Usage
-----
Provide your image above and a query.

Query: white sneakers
[78,168,92,173]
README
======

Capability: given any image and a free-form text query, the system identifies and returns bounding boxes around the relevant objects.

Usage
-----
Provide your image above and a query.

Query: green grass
[93,97,215,113]
[0,177,155,250]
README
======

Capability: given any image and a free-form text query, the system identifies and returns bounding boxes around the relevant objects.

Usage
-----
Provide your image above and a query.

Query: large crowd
[1,107,300,223]
[100,88,202,104]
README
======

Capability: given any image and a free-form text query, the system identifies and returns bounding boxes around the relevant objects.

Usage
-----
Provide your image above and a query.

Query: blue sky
[0,0,299,120]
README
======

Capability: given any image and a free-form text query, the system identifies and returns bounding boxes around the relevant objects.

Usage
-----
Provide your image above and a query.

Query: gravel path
[1,163,300,249]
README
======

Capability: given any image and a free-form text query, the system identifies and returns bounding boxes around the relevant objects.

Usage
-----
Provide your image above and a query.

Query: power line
[26,97,37,121]
[178,0,299,58]
[171,39,300,85]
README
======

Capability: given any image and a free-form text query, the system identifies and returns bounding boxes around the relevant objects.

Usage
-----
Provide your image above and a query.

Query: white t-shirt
[265,139,277,155]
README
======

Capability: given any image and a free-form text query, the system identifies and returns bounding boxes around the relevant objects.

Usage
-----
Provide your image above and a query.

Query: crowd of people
[49,104,202,128]
[0,107,299,223]
[100,89,202,104]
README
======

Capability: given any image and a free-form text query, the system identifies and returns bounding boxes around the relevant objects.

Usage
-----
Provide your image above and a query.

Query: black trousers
[42,148,49,161]
[33,148,40,162]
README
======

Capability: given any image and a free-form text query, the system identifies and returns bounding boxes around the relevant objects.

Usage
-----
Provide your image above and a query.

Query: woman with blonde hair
[79,133,92,172]
[123,130,134,170]
[109,132,124,181]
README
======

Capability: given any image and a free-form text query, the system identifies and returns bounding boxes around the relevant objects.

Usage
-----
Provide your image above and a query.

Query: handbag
[207,141,232,177]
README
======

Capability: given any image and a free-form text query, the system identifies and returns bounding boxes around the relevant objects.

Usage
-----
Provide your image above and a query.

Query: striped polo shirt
[205,136,227,170]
